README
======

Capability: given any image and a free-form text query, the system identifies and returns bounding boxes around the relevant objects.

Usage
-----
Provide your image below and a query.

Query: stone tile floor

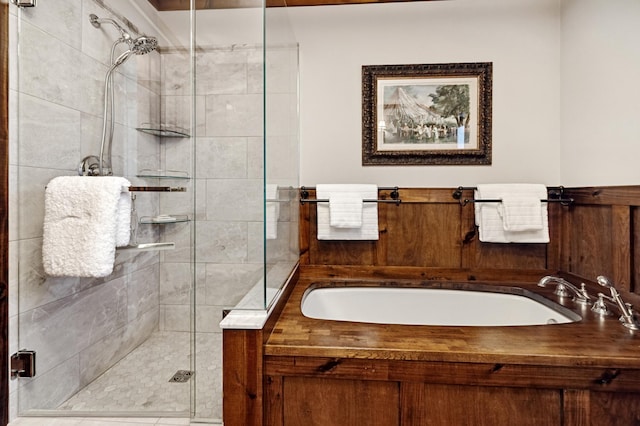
[11,331,222,425]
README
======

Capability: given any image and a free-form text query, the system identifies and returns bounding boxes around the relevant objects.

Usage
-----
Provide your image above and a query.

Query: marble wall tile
[194,221,248,264]
[157,221,192,263]
[247,49,264,95]
[160,304,189,332]
[77,54,109,118]
[163,138,193,176]
[161,51,191,96]
[197,50,248,95]
[205,93,263,137]
[204,263,262,306]
[205,178,263,222]
[126,264,160,322]
[247,221,264,264]
[18,356,80,411]
[162,95,206,137]
[20,0,82,51]
[19,277,127,375]
[196,305,223,333]
[18,21,83,109]
[79,306,158,387]
[17,166,65,240]
[247,136,264,179]
[159,262,193,305]
[196,137,248,179]
[9,165,18,241]
[18,95,81,170]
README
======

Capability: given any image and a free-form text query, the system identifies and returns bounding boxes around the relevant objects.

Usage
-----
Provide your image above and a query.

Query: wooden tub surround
[223,186,640,426]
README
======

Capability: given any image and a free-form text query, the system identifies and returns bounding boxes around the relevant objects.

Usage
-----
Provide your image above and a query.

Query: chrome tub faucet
[537,275,592,305]
[594,276,640,331]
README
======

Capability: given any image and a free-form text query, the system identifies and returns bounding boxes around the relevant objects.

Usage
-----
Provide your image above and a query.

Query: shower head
[132,36,158,55]
[90,13,157,55]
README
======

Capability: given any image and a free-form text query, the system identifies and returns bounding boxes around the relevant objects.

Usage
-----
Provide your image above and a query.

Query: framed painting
[362,62,492,165]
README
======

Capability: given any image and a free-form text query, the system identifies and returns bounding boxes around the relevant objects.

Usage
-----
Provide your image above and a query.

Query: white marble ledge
[219,309,270,330]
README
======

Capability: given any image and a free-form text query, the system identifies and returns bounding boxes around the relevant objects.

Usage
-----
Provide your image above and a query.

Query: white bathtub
[301,286,581,327]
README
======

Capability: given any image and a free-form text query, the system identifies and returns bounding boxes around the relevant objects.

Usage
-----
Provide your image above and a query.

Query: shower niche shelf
[117,242,175,252]
[140,214,190,225]
[136,169,191,180]
[136,124,190,138]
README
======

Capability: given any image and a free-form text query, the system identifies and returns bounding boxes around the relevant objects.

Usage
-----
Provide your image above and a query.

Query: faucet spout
[537,275,591,305]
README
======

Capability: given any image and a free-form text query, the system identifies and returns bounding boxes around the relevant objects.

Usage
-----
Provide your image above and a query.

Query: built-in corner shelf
[135,124,190,138]
[136,169,191,180]
[140,214,190,225]
[117,242,176,252]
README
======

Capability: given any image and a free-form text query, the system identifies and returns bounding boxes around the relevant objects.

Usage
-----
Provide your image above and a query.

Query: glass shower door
[10,0,196,418]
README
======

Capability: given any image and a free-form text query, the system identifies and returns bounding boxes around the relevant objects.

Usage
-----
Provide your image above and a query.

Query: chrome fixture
[537,275,591,305]
[10,0,36,8]
[79,14,158,177]
[594,276,640,330]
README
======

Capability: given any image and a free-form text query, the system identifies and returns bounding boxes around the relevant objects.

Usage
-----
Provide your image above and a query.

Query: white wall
[560,0,640,186]
[288,0,563,187]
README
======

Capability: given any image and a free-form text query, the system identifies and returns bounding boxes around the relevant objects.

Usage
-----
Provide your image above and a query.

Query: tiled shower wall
[158,46,266,337]
[8,0,163,416]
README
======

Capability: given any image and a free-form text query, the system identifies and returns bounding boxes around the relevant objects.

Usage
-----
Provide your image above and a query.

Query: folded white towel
[316,184,379,240]
[115,191,132,247]
[498,196,543,231]
[43,176,132,278]
[475,184,549,243]
[329,192,363,228]
[265,184,279,240]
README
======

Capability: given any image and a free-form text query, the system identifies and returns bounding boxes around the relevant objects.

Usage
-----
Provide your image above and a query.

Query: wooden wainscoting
[561,186,640,301]
[299,187,563,271]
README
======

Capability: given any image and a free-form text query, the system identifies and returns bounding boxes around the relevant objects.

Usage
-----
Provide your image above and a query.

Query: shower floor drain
[169,370,194,383]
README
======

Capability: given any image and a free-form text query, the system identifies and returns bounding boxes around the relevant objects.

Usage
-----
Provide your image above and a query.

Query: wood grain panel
[566,205,613,279]
[283,377,399,426]
[222,330,263,426]
[589,391,640,426]
[384,202,461,267]
[564,389,590,426]
[564,186,640,206]
[1,2,9,424]
[633,206,640,295]
[402,383,561,426]
[149,0,441,10]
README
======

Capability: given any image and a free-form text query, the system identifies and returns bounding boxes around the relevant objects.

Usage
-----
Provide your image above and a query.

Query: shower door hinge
[10,0,37,8]
[11,350,36,379]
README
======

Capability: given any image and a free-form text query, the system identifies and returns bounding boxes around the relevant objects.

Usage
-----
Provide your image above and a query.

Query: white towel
[498,196,543,231]
[265,184,279,240]
[43,176,132,278]
[474,184,549,243]
[316,184,379,240]
[329,192,363,228]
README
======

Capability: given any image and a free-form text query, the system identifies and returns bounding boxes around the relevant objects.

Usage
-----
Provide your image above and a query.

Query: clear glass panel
[264,4,299,309]
[11,0,195,418]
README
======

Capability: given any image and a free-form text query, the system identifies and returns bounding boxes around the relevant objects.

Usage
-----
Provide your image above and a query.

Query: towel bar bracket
[452,185,573,206]
[299,186,401,206]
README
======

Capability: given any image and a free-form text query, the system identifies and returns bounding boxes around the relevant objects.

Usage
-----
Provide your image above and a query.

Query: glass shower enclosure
[8,0,298,422]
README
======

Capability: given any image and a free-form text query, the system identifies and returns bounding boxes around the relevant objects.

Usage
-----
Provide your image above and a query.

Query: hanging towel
[265,184,279,240]
[42,176,132,278]
[474,183,549,243]
[498,196,543,231]
[316,184,379,240]
[329,192,363,228]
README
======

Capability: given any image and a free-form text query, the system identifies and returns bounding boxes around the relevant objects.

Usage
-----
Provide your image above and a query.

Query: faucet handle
[591,293,611,316]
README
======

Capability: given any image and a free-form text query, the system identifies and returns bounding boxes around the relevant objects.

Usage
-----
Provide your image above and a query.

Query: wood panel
[300,188,555,271]
[589,391,640,426]
[565,205,613,279]
[401,383,561,426]
[0,1,9,424]
[222,330,264,426]
[283,377,399,426]
[385,202,461,267]
[148,0,441,10]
